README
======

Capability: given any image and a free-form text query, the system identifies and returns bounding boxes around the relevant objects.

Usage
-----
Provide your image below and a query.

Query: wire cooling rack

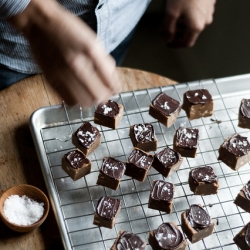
[30,74,250,250]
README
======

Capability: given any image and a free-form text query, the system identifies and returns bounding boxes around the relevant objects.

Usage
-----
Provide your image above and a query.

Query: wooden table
[0,68,177,250]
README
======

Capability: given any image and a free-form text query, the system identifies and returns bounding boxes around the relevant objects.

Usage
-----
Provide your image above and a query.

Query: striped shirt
[0,0,151,73]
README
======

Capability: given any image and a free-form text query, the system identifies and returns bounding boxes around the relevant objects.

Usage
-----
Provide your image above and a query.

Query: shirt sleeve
[0,0,31,19]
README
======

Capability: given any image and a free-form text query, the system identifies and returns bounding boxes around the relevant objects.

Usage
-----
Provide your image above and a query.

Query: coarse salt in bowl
[0,184,49,233]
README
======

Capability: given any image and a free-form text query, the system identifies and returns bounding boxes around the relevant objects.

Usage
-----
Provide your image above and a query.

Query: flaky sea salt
[3,195,44,226]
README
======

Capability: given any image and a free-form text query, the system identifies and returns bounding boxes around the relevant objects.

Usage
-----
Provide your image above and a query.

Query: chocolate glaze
[128,149,154,170]
[184,89,213,104]
[155,147,181,167]
[151,180,174,201]
[223,133,250,157]
[116,231,145,250]
[95,100,119,117]
[245,223,250,247]
[186,204,211,231]
[176,127,199,149]
[152,92,181,116]
[96,196,121,220]
[154,222,184,249]
[133,123,155,143]
[242,181,250,200]
[76,121,101,148]
[191,166,217,184]
[65,150,89,169]
[240,99,250,118]
[101,157,126,180]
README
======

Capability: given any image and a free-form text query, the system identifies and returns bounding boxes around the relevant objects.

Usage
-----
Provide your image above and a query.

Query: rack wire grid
[30,74,250,250]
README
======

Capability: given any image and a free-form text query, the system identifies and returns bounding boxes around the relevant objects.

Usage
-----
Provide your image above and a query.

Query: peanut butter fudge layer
[149,92,182,128]
[218,133,250,170]
[234,180,250,213]
[182,89,213,120]
[189,166,219,195]
[239,98,250,129]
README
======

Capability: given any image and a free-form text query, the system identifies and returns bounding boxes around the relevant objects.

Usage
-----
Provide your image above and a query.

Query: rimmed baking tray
[30,74,250,250]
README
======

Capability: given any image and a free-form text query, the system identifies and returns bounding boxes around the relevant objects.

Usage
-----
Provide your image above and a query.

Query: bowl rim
[0,184,50,230]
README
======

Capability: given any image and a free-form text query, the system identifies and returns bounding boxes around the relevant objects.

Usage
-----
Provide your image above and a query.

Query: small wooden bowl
[0,184,49,233]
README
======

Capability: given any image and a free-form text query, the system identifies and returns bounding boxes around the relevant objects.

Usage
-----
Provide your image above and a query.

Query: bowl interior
[0,184,49,232]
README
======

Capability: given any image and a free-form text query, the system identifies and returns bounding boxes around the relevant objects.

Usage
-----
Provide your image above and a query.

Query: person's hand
[163,0,216,48]
[9,0,121,108]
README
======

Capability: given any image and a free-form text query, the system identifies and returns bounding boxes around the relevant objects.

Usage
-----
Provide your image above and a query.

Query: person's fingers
[163,13,178,44]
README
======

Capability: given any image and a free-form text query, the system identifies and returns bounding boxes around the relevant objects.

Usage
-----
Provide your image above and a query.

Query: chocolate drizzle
[151,180,174,201]
[245,223,250,247]
[128,149,154,170]
[152,92,181,116]
[186,204,211,231]
[240,99,250,118]
[154,222,184,249]
[76,121,101,148]
[185,89,213,104]
[95,100,119,117]
[224,133,250,157]
[96,196,121,220]
[191,166,217,184]
[133,123,155,143]
[176,127,199,149]
[242,181,250,200]
[155,147,181,167]
[101,157,126,180]
[65,150,89,169]
[116,231,145,250]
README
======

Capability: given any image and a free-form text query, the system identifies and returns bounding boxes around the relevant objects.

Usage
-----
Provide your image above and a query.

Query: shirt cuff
[0,0,31,19]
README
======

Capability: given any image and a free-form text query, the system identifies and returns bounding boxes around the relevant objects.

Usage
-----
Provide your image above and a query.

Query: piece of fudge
[234,180,250,213]
[173,127,199,158]
[182,89,213,120]
[181,204,215,243]
[148,222,188,250]
[152,146,183,177]
[125,148,154,182]
[96,157,126,190]
[110,230,146,250]
[149,92,182,128]
[217,133,250,171]
[94,100,123,129]
[189,166,219,195]
[72,121,102,156]
[93,196,121,229]
[129,123,158,152]
[238,98,250,129]
[148,180,175,213]
[233,222,250,250]
[61,149,91,181]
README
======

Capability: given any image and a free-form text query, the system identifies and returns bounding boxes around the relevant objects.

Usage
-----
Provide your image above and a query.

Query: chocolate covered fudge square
[96,157,126,190]
[149,92,182,128]
[110,230,146,250]
[148,180,175,213]
[233,222,250,250]
[217,133,250,171]
[129,123,158,152]
[125,148,154,182]
[189,166,219,195]
[72,121,102,156]
[173,127,199,158]
[182,89,213,120]
[238,98,250,129]
[181,204,215,243]
[93,196,121,229]
[152,146,183,177]
[148,222,188,250]
[94,100,123,129]
[61,149,91,181]
[234,180,250,213]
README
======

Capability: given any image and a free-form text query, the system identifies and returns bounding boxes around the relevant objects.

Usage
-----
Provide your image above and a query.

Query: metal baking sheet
[30,74,250,250]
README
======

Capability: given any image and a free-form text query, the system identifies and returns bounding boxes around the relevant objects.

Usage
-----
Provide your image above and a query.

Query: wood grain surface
[0,68,177,250]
